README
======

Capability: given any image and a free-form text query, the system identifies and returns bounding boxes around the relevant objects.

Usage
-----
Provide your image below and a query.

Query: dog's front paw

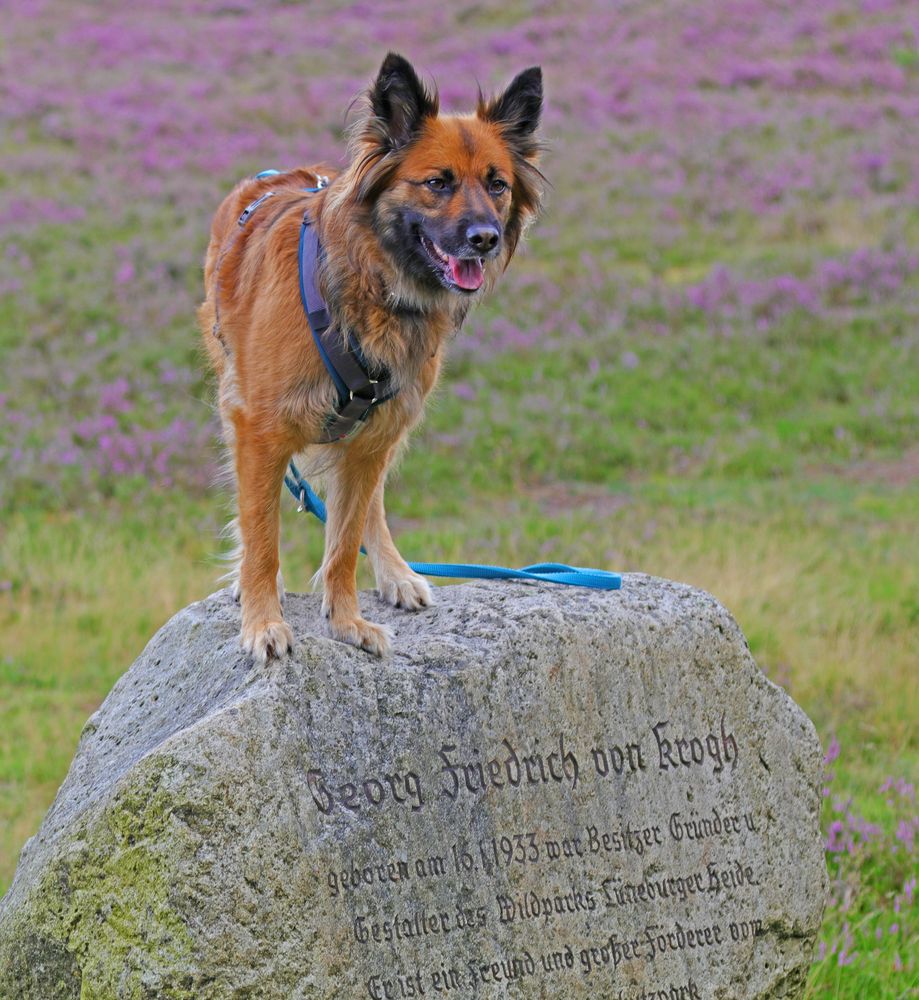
[242,619,293,664]
[329,616,393,657]
[377,571,433,611]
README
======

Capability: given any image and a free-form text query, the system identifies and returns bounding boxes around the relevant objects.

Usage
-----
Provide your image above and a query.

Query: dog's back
[198,167,335,384]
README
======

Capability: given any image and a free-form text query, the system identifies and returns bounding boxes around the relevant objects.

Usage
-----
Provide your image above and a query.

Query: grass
[2,1,918,991]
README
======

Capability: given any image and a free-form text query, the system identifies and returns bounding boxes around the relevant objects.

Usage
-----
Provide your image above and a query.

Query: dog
[198,53,544,662]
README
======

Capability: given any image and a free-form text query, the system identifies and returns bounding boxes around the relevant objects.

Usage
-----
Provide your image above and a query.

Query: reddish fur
[197,62,543,660]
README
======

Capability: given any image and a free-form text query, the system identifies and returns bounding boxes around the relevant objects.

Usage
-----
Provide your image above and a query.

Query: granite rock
[0,577,828,999]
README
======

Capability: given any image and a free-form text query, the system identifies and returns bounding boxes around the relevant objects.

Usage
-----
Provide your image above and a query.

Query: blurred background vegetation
[0,0,916,993]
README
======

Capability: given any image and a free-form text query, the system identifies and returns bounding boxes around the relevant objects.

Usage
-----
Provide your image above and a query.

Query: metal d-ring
[348,380,379,405]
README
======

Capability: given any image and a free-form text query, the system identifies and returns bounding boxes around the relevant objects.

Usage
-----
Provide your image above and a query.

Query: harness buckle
[238,190,275,227]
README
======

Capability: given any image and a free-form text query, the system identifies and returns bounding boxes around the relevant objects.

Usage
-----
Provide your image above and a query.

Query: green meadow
[2,1,918,993]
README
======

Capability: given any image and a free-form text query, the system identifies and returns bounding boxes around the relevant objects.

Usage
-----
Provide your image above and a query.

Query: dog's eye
[426,177,448,192]
[489,178,509,196]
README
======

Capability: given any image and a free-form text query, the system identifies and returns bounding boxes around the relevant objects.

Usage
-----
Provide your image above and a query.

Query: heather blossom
[2,0,918,504]
[814,742,918,984]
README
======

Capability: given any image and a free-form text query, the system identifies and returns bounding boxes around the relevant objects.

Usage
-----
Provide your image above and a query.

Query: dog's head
[348,53,545,299]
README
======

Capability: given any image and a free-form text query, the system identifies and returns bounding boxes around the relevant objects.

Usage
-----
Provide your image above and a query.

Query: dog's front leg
[234,416,293,663]
[321,444,394,657]
[364,468,433,611]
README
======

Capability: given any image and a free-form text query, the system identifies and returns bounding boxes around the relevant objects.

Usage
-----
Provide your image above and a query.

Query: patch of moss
[1,756,201,999]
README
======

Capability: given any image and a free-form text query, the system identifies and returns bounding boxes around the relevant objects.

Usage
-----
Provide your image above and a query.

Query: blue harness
[249,169,621,592]
[246,171,395,443]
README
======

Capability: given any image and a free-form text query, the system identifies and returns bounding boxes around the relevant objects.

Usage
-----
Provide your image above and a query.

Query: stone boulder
[0,577,828,999]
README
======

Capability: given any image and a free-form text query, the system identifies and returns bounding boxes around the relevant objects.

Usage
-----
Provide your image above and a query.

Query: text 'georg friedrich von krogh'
[305,715,740,817]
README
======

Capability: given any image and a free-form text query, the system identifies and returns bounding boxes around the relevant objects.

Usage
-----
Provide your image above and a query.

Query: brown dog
[198,53,544,662]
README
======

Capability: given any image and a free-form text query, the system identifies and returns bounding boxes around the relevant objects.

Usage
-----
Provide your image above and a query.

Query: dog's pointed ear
[478,67,546,262]
[370,53,438,149]
[479,66,543,149]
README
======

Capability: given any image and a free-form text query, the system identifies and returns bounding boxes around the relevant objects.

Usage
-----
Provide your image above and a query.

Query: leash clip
[297,488,306,513]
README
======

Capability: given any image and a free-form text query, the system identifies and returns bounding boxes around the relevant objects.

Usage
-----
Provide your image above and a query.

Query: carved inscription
[306,717,739,818]
[306,717,769,998]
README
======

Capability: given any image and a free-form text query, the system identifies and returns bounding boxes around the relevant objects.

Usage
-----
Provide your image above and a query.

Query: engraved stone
[0,577,828,999]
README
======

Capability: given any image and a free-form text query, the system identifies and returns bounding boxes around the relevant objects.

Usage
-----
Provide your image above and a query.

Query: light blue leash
[284,462,621,590]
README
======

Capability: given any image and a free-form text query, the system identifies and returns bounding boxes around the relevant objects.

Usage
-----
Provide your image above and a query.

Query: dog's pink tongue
[449,256,484,291]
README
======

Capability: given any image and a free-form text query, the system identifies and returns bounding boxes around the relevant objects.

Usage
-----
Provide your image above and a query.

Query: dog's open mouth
[418,231,485,292]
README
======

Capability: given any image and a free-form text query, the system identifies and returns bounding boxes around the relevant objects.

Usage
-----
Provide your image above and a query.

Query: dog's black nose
[466,224,500,253]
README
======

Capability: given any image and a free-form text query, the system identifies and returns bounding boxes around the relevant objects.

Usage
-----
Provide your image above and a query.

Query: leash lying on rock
[284,462,622,591]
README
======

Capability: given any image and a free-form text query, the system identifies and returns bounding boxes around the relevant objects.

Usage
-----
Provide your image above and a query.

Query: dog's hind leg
[363,466,433,611]
[217,390,285,608]
[320,443,394,657]
[232,414,294,663]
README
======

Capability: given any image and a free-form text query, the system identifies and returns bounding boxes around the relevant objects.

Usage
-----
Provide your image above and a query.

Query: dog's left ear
[478,66,543,153]
[370,53,439,150]
[479,67,546,262]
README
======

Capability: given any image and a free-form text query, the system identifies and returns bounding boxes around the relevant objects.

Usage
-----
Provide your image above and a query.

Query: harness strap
[298,205,397,443]
[222,169,398,444]
[297,214,333,341]
[237,190,275,226]
[211,191,278,351]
